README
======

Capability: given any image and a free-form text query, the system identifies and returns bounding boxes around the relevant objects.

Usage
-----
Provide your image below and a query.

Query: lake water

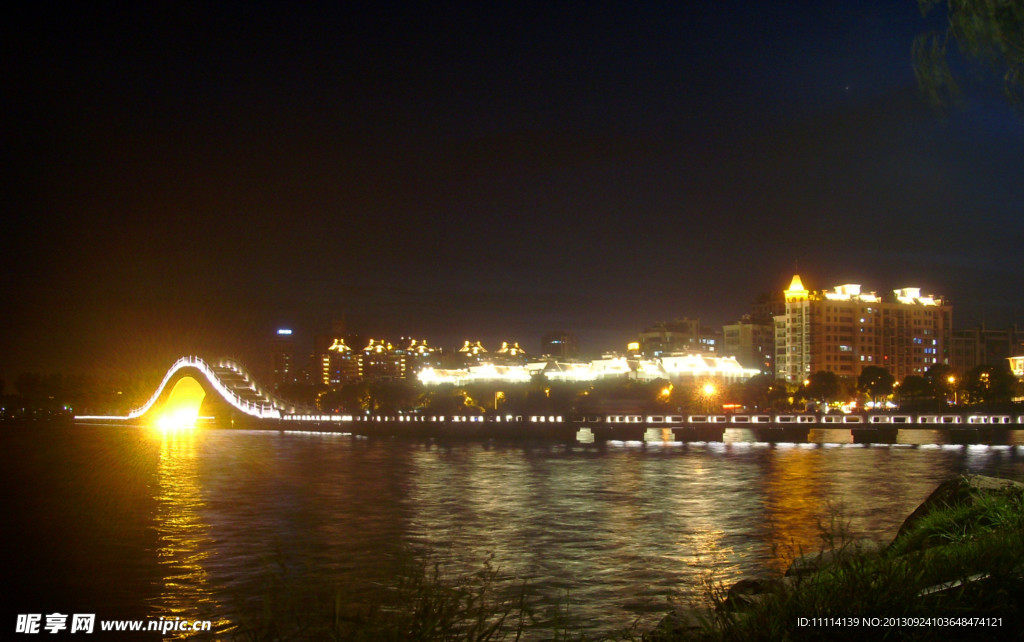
[5,422,1024,638]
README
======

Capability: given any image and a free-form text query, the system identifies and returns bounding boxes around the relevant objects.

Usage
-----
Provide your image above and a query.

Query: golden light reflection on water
[402,445,743,631]
[149,429,229,636]
[665,450,735,585]
[762,446,828,573]
[108,432,1024,638]
[150,377,206,433]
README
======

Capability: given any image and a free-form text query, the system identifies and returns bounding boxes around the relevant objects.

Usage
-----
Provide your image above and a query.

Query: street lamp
[700,382,718,413]
[947,375,957,406]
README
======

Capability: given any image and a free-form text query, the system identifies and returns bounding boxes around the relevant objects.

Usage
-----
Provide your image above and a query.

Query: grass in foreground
[673,484,1024,641]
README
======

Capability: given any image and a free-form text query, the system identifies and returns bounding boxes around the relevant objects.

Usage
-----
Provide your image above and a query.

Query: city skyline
[261,273,953,350]
[4,2,1023,381]
[155,273,1018,391]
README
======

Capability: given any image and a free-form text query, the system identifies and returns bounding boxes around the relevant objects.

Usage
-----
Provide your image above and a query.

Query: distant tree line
[792,363,1020,412]
[0,369,169,420]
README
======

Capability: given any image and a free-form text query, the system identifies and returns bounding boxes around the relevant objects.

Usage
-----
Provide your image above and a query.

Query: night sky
[3,1,1023,381]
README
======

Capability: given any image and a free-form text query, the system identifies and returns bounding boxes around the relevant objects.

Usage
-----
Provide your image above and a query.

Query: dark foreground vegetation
[654,475,1024,641]
[229,555,581,641]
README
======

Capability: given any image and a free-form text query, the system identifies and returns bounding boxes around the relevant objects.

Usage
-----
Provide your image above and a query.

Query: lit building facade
[359,339,406,382]
[775,275,952,384]
[1009,356,1024,381]
[418,354,758,386]
[326,338,360,385]
[655,354,760,382]
[397,338,442,374]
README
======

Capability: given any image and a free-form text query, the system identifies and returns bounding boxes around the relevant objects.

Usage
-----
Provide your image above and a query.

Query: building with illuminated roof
[456,340,489,366]
[320,336,439,385]
[271,328,296,386]
[325,337,360,385]
[494,341,529,364]
[775,275,952,384]
[359,339,406,381]
[397,338,442,373]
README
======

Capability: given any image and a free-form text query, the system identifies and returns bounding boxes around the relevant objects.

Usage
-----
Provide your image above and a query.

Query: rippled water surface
[5,423,1024,638]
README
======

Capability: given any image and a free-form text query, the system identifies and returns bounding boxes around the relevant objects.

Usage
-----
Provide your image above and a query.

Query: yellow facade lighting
[784,274,809,301]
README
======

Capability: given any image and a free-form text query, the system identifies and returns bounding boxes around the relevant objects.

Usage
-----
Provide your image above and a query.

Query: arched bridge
[76,356,302,421]
[75,357,1024,446]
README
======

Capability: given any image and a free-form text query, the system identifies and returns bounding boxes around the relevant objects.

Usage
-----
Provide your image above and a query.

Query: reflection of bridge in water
[77,356,1024,445]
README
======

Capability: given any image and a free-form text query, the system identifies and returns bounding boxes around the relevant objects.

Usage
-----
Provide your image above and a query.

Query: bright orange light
[153,376,206,432]
[702,383,717,397]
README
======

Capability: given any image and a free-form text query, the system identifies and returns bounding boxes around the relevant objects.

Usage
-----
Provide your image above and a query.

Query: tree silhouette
[802,371,841,405]
[914,0,1024,112]
[858,366,896,405]
[899,374,930,407]
[961,362,1017,408]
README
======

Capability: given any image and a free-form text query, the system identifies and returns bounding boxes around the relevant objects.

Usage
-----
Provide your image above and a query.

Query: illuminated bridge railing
[76,356,282,421]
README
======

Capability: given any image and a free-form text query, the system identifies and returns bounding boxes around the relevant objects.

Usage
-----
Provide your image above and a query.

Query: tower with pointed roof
[774,274,952,385]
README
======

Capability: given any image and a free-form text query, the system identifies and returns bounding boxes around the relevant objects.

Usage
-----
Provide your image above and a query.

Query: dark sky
[3,1,1023,380]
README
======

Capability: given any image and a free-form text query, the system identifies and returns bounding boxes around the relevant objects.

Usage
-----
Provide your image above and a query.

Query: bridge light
[152,376,206,432]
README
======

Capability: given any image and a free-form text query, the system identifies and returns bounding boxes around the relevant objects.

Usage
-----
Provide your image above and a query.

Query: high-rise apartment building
[359,339,407,382]
[396,338,442,374]
[271,328,296,387]
[326,338,360,385]
[541,331,578,359]
[637,319,719,357]
[950,324,1024,375]
[723,315,775,375]
[775,275,952,384]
